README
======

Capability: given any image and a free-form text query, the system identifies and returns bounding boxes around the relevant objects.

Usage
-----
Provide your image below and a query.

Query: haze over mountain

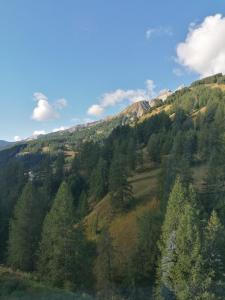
[0,140,12,150]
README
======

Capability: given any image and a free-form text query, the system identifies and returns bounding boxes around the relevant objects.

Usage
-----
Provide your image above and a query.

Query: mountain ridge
[0,140,13,150]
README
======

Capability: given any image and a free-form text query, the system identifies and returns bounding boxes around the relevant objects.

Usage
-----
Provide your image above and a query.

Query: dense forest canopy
[1,77,225,299]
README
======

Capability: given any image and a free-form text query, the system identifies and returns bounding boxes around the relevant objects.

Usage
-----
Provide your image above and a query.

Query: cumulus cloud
[146,26,173,40]
[87,104,104,116]
[87,80,156,116]
[32,93,67,122]
[32,130,46,136]
[14,136,22,142]
[32,93,58,121]
[176,14,225,77]
[33,92,48,101]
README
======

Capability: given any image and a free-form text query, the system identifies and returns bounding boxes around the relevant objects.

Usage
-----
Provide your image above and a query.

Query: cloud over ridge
[87,80,156,116]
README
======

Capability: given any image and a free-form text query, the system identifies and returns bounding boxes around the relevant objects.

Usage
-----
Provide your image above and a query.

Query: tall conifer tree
[156,177,187,299]
[89,158,108,202]
[202,211,225,299]
[38,181,95,290]
[109,155,133,211]
[8,182,42,271]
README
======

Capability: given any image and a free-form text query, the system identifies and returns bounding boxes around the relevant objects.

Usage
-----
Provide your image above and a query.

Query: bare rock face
[120,100,151,118]
[149,98,163,108]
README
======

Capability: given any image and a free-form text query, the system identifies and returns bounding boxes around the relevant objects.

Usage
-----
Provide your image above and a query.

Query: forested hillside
[1,74,225,299]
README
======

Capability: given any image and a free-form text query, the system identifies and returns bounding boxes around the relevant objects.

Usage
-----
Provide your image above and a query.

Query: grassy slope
[85,158,208,272]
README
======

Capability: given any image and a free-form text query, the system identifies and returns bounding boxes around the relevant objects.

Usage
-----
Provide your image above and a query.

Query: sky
[0,0,225,141]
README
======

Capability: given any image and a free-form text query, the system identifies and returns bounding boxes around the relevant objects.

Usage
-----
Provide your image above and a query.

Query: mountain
[120,100,151,118]
[0,140,12,150]
[2,90,173,156]
[2,74,225,299]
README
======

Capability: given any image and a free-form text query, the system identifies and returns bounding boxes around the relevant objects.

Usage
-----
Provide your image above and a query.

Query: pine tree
[109,155,133,211]
[183,130,197,163]
[127,137,137,172]
[53,152,65,193]
[171,131,185,158]
[0,160,26,262]
[38,182,95,290]
[89,158,108,202]
[156,177,187,299]
[67,173,86,207]
[201,211,225,299]
[156,182,210,300]
[203,140,225,220]
[77,190,89,219]
[147,134,161,163]
[7,182,42,271]
[172,202,203,300]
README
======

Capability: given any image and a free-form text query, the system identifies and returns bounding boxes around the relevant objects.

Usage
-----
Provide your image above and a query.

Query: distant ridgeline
[191,72,225,86]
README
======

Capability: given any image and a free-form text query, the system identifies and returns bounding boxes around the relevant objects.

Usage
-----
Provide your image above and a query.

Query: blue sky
[0,0,225,141]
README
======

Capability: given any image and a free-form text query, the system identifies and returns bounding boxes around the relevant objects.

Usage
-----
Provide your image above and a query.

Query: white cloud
[33,92,48,101]
[146,79,156,96]
[87,80,156,116]
[146,26,173,40]
[87,104,104,116]
[32,93,68,122]
[32,130,46,136]
[32,93,58,121]
[14,136,22,142]
[176,14,225,77]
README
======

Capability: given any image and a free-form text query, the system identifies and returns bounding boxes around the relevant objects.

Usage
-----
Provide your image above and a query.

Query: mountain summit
[120,100,151,118]
[119,89,173,118]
